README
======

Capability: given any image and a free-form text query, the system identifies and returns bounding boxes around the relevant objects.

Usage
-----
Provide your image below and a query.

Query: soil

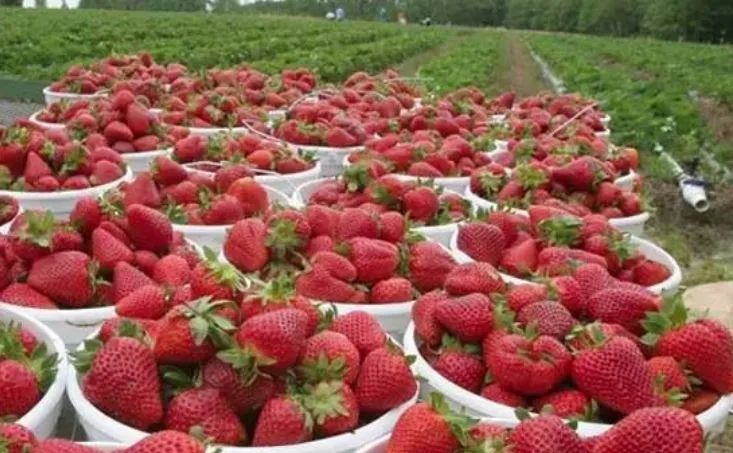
[493,35,549,97]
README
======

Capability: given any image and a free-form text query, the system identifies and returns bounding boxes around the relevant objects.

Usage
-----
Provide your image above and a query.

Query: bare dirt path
[492,33,549,97]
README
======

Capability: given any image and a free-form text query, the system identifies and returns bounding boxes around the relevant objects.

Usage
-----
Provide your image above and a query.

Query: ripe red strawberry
[573,263,613,301]
[411,290,449,347]
[571,333,660,415]
[500,239,538,277]
[647,356,689,405]
[487,331,572,396]
[302,381,359,437]
[633,259,671,286]
[643,297,733,394]
[213,164,253,192]
[592,407,703,453]
[551,156,610,191]
[456,222,506,266]
[435,293,494,343]
[23,152,53,185]
[123,172,162,208]
[504,283,547,313]
[252,395,313,447]
[509,413,586,453]
[125,103,151,136]
[70,196,103,236]
[336,207,379,240]
[387,393,465,453]
[90,160,123,186]
[126,204,173,253]
[91,227,134,270]
[115,285,170,320]
[548,276,584,318]
[26,251,95,308]
[533,388,593,419]
[200,193,244,225]
[0,283,58,309]
[220,308,309,379]
[151,255,191,286]
[481,383,527,408]
[325,127,357,147]
[444,262,506,297]
[112,261,155,302]
[403,186,439,224]
[370,277,415,303]
[433,336,485,393]
[34,439,102,453]
[681,389,720,414]
[587,286,660,335]
[0,357,48,420]
[227,177,269,217]
[355,343,417,413]
[74,336,163,430]
[153,299,234,365]
[299,331,360,385]
[341,237,398,284]
[121,431,207,453]
[330,311,386,358]
[518,301,576,340]
[407,240,457,292]
[151,156,188,186]
[310,251,357,282]
[202,358,275,416]
[0,423,37,453]
[407,161,443,177]
[164,387,246,446]
[104,121,134,143]
[98,318,160,344]
[223,218,270,273]
[295,266,363,303]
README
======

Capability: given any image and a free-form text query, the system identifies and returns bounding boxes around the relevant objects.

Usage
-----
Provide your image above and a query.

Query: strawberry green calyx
[439,334,481,356]
[249,273,296,306]
[181,297,236,349]
[566,323,609,352]
[298,352,348,384]
[202,246,251,293]
[217,345,277,386]
[71,339,104,375]
[342,163,372,193]
[164,202,188,225]
[538,216,582,247]
[15,211,56,248]
[477,172,505,197]
[301,381,350,426]
[98,191,125,218]
[641,293,690,347]
[427,392,479,448]
[515,164,549,191]
[266,218,305,257]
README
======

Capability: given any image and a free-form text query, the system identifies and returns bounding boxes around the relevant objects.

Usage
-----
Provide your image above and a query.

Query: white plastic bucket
[596,129,611,139]
[185,126,252,138]
[29,111,66,132]
[121,148,171,175]
[448,228,682,296]
[0,304,68,439]
[0,303,116,347]
[287,144,362,178]
[183,162,322,197]
[67,334,419,453]
[463,186,650,236]
[42,87,108,107]
[403,322,733,437]
[0,166,133,219]
[614,170,636,192]
[172,185,292,250]
[601,114,611,125]
[0,204,22,235]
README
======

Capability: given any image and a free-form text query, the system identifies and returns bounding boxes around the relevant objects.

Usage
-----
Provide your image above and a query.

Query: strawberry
[125,103,151,136]
[164,387,246,446]
[340,237,399,284]
[0,423,37,453]
[643,297,733,394]
[456,223,506,266]
[103,121,134,143]
[572,332,660,415]
[223,218,270,273]
[50,228,84,253]
[434,293,494,343]
[220,308,309,379]
[23,152,53,185]
[200,193,244,225]
[500,239,538,277]
[407,240,457,292]
[632,259,671,286]
[481,373,533,406]
[310,251,357,282]
[74,336,163,430]
[592,407,703,453]
[0,352,52,420]
[90,160,123,185]
[91,227,134,270]
[336,207,379,240]
[411,290,449,347]
[370,277,415,303]
[26,251,95,308]
[299,331,360,385]
[302,381,359,437]
[587,286,660,335]
[112,261,155,302]
[151,156,188,186]
[681,389,720,414]
[433,335,485,393]
[295,267,363,303]
[355,342,417,413]
[115,285,170,320]
[153,298,235,365]
[325,127,357,147]
[573,263,613,301]
[533,389,593,419]
[403,186,439,224]
[123,172,162,208]
[444,262,506,297]
[70,197,103,236]
[0,283,58,309]
[407,161,443,177]
[214,164,253,192]
[202,358,276,416]
[150,255,191,287]
[121,431,207,453]
[647,356,689,405]
[34,439,102,453]
[329,311,386,357]
[387,393,466,453]
[486,330,572,396]
[518,301,576,340]
[252,395,313,446]
[509,413,586,453]
[548,276,584,318]
[551,155,610,191]
[227,177,269,217]
[127,204,173,253]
